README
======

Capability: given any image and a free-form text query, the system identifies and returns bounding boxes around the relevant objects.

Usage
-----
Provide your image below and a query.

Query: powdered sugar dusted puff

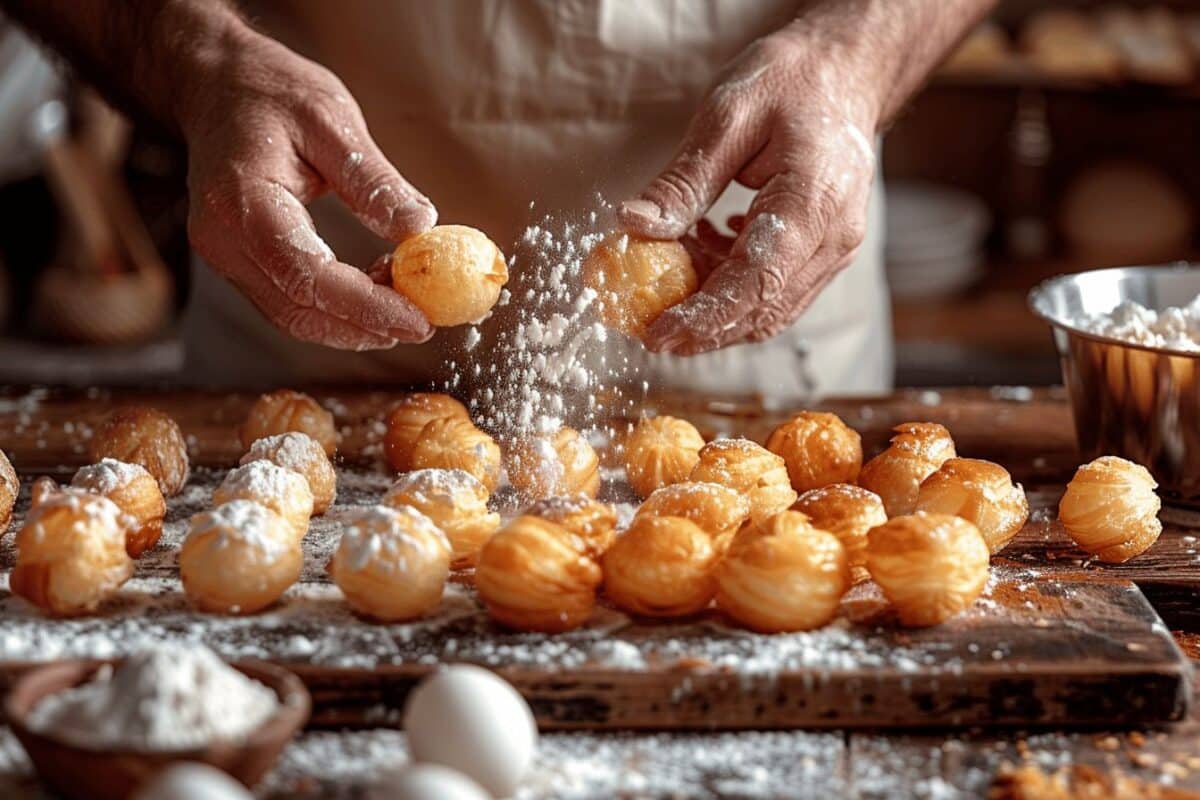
[382,468,499,568]
[504,426,600,502]
[792,483,887,578]
[410,417,502,493]
[622,415,705,498]
[635,481,751,554]
[180,500,301,615]
[689,438,796,524]
[71,458,166,557]
[583,233,698,340]
[329,504,451,622]
[766,411,863,493]
[214,460,315,543]
[525,494,618,558]
[603,515,718,618]
[240,389,339,456]
[241,432,337,515]
[88,407,190,497]
[383,393,470,473]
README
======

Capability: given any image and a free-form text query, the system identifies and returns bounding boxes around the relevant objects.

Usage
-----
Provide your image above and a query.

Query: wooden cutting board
[0,387,1192,730]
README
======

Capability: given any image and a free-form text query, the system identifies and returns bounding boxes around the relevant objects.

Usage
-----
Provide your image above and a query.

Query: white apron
[182,0,892,399]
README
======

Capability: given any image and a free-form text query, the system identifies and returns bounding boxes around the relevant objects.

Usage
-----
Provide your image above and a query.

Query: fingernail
[619,199,663,223]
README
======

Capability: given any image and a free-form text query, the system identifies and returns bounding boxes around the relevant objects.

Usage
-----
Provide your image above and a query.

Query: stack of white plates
[885,181,991,300]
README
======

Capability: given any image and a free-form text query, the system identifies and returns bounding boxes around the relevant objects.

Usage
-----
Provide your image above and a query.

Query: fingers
[366,252,394,286]
[619,87,768,240]
[299,100,437,243]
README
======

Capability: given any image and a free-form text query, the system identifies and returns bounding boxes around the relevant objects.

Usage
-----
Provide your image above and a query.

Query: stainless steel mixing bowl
[1029,264,1200,506]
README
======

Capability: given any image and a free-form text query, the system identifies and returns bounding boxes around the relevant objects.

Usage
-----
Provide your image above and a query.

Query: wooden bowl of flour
[4,659,310,800]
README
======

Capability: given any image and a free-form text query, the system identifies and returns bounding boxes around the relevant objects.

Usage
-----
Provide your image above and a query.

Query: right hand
[177,25,437,350]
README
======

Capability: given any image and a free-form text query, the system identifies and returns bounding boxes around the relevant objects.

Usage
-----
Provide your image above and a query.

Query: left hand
[619,26,880,355]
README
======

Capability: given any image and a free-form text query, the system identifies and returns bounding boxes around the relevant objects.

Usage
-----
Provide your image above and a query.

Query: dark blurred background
[0,0,1198,387]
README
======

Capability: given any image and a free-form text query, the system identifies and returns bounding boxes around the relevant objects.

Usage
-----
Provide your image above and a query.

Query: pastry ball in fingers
[89,406,190,496]
[382,468,500,568]
[858,422,956,517]
[792,483,887,575]
[11,488,133,616]
[391,224,509,327]
[71,458,165,557]
[766,411,863,492]
[1,449,18,536]
[1058,455,1162,563]
[915,458,1029,554]
[688,438,796,523]
[329,505,451,622]
[717,511,850,633]
[583,233,698,340]
[383,393,470,472]
[622,415,705,498]
[180,500,302,615]
[602,515,717,618]
[634,481,750,553]
[866,512,990,627]
[475,515,602,633]
[505,426,600,501]
[214,460,315,543]
[410,417,502,493]
[240,389,338,456]
[241,432,337,514]
[525,494,618,558]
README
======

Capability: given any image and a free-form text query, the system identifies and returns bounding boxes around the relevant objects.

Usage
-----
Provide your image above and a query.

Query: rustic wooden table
[1,385,1198,798]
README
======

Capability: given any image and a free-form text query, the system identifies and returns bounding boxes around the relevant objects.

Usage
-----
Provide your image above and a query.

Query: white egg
[403,664,537,797]
[371,763,491,800]
[133,763,253,800]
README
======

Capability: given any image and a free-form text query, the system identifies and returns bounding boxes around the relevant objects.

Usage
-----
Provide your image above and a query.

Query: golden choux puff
[634,481,750,554]
[70,458,166,557]
[716,511,850,633]
[213,460,315,544]
[792,483,887,577]
[766,411,863,492]
[583,233,698,340]
[391,224,509,327]
[88,406,190,496]
[915,458,1030,555]
[602,515,718,618]
[1,449,17,536]
[383,392,470,472]
[410,416,502,493]
[525,495,618,558]
[858,422,957,517]
[622,415,705,498]
[382,468,500,568]
[866,512,990,627]
[180,500,302,615]
[10,488,134,616]
[328,505,452,622]
[475,515,602,633]
[688,438,797,524]
[504,427,600,501]
[240,389,338,456]
[1058,455,1162,563]
[241,432,337,515]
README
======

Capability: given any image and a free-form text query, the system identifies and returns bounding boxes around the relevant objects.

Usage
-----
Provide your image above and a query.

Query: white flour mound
[25,643,279,751]
[1073,296,1200,351]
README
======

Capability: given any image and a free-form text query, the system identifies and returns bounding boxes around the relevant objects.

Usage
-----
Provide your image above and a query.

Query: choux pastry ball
[383,393,470,472]
[88,406,190,497]
[475,515,602,633]
[1058,455,1162,563]
[11,488,134,616]
[915,457,1029,555]
[622,415,705,498]
[866,512,990,627]
[71,458,166,558]
[391,224,509,327]
[382,468,500,568]
[240,389,338,456]
[213,460,315,543]
[1,449,18,536]
[634,481,750,552]
[602,515,718,618]
[525,494,618,558]
[410,416,502,493]
[504,427,600,501]
[716,510,850,633]
[329,504,452,622]
[858,422,956,517]
[792,483,887,576]
[241,432,338,515]
[583,233,698,339]
[180,500,302,615]
[766,411,863,492]
[688,438,796,523]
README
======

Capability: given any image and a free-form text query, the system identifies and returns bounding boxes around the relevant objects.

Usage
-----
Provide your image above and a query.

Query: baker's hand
[619,27,878,355]
[179,27,436,350]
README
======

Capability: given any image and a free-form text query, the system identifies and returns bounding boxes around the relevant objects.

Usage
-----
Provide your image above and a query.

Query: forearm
[0,0,246,135]
[783,0,997,127]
